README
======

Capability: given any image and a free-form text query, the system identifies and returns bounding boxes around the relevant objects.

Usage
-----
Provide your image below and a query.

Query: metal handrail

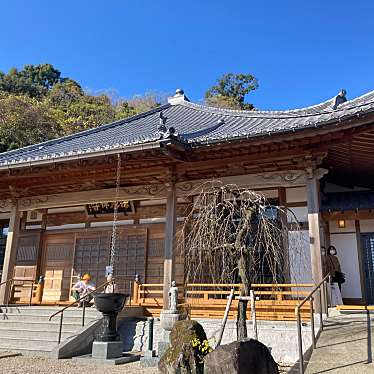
[49,280,113,344]
[0,278,35,307]
[295,274,331,374]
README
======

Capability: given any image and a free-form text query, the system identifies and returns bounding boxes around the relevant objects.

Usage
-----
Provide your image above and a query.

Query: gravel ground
[0,355,158,374]
[0,353,293,373]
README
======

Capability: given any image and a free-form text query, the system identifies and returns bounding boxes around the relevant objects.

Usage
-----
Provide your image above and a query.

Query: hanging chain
[110,153,121,271]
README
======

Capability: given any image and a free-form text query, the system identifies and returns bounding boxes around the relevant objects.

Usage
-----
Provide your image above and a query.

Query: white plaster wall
[360,219,374,233]
[286,187,307,203]
[329,232,362,299]
[288,230,313,284]
[287,206,308,223]
[259,189,278,199]
[329,220,356,234]
[120,318,314,365]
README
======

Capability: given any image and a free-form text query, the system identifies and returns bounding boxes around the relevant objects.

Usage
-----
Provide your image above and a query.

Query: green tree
[0,92,61,152]
[48,93,117,135]
[0,64,71,98]
[0,64,169,150]
[205,73,258,110]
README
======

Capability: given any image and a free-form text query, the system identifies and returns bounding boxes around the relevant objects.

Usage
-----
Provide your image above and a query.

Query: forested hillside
[0,64,162,152]
[0,65,257,152]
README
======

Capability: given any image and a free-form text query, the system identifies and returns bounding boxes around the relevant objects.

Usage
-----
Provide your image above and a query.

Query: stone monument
[158,281,185,356]
[169,280,178,313]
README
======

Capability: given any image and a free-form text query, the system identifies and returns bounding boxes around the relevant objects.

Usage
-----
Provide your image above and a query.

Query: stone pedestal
[158,310,185,356]
[140,349,159,368]
[92,341,123,360]
[160,310,183,331]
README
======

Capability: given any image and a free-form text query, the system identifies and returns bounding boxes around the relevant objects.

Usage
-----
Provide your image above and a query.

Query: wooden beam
[322,210,374,221]
[0,203,21,304]
[175,170,322,196]
[17,184,167,211]
[163,182,177,308]
[0,199,12,213]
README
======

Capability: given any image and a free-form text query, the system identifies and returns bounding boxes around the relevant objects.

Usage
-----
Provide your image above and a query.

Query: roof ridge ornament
[157,111,178,140]
[168,88,190,105]
[158,111,167,134]
[332,89,347,110]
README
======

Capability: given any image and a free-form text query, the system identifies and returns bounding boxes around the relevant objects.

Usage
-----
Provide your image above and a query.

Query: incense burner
[94,293,127,342]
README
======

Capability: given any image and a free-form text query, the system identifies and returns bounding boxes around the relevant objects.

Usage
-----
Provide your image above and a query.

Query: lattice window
[114,231,146,293]
[73,233,110,286]
[16,234,39,265]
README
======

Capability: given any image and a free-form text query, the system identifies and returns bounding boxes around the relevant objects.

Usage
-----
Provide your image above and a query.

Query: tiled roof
[1,90,374,168]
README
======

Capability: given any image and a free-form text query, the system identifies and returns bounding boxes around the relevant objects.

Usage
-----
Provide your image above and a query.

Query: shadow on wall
[119,317,144,352]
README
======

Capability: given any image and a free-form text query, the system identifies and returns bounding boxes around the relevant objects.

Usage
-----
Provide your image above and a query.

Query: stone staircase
[0,306,101,356]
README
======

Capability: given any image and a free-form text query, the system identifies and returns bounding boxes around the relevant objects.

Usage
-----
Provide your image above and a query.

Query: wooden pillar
[306,170,327,313]
[163,183,177,308]
[36,210,47,279]
[0,202,21,304]
[306,175,324,285]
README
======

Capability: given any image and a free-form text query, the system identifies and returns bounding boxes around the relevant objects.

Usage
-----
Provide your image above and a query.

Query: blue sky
[1,1,373,110]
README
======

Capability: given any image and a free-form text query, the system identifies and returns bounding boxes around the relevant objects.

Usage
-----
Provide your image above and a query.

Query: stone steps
[1,306,100,318]
[0,306,102,356]
[0,336,58,351]
[0,320,84,331]
[0,328,74,340]
[1,314,99,323]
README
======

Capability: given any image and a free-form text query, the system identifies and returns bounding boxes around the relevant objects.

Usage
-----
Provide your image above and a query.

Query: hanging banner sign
[86,201,134,217]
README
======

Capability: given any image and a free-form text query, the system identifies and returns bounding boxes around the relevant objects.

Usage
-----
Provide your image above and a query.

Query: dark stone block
[204,339,279,374]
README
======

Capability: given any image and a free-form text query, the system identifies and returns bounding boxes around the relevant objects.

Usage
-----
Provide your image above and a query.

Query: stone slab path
[305,313,374,374]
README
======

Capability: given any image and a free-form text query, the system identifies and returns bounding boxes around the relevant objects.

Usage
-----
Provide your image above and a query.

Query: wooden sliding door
[42,233,75,302]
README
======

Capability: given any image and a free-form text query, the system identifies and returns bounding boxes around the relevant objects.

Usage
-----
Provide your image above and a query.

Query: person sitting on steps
[72,273,96,307]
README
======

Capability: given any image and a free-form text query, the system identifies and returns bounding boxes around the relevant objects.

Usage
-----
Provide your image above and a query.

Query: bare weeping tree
[180,182,303,340]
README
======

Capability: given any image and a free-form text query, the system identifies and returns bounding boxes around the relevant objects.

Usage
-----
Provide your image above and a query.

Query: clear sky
[1,0,373,110]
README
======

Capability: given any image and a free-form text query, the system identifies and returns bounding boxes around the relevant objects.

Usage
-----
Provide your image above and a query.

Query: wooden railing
[132,282,314,321]
[10,281,39,305]
[0,278,42,306]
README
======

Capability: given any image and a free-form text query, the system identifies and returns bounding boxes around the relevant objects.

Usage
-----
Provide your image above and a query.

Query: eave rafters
[0,115,374,197]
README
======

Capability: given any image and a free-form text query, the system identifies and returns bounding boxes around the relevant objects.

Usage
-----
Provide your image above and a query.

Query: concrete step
[0,314,99,323]
[0,306,103,355]
[0,347,51,356]
[0,328,75,340]
[1,306,100,318]
[0,320,88,331]
[0,336,58,351]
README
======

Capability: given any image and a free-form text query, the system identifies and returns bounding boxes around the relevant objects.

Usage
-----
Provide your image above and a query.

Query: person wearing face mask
[324,245,345,306]
[326,245,345,290]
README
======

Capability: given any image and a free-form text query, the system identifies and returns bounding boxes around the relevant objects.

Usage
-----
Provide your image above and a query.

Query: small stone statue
[169,280,178,313]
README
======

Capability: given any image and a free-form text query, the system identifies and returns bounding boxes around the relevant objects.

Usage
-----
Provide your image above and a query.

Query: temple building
[1,88,374,315]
